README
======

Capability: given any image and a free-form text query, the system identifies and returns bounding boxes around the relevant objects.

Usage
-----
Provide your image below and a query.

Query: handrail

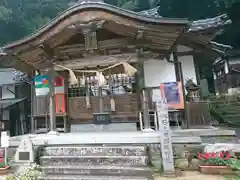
[139,110,159,131]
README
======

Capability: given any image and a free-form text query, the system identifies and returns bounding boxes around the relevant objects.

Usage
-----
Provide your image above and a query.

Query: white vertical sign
[155,89,174,172]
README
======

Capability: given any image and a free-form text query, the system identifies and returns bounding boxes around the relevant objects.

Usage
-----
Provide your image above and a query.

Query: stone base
[70,123,137,132]
[40,155,149,166]
[9,132,202,147]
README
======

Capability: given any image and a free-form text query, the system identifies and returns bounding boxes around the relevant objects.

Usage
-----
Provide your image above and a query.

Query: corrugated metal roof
[0,98,25,109]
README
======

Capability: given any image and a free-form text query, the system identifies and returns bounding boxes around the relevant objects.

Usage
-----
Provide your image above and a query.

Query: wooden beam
[55,38,168,58]
[176,51,195,57]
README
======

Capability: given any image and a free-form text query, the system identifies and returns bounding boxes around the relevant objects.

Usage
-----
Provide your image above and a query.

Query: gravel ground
[154,171,228,180]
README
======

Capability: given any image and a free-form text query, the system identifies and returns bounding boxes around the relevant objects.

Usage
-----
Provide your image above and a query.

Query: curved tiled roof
[2,2,188,49]
[2,1,231,50]
[0,1,232,74]
[138,6,231,32]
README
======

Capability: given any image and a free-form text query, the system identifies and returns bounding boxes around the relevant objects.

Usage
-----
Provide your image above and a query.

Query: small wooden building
[213,49,240,95]
[0,1,231,132]
[0,69,31,136]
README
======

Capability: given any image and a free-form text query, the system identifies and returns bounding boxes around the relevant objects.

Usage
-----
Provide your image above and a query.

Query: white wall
[178,55,197,85]
[143,54,197,102]
[144,55,197,88]
[0,68,15,85]
[144,59,176,87]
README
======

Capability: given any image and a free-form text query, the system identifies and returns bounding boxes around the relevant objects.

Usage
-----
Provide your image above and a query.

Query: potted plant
[0,158,10,175]
[198,151,234,174]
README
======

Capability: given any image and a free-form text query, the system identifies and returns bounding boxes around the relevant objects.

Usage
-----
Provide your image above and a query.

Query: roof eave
[2,2,188,50]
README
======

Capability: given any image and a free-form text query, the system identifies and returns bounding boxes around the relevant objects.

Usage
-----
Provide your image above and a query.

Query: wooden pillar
[30,71,35,133]
[136,49,151,131]
[48,67,57,133]
[173,51,188,128]
[212,69,219,95]
[193,54,201,85]
[58,70,69,132]
[63,70,70,132]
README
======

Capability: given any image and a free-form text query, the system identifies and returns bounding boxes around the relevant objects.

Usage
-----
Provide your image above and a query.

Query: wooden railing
[68,94,139,124]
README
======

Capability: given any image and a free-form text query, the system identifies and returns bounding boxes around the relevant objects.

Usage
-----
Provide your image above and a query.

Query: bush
[4,163,41,180]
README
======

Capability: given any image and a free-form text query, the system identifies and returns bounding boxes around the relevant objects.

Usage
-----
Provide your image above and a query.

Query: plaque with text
[18,152,30,161]
[93,113,110,124]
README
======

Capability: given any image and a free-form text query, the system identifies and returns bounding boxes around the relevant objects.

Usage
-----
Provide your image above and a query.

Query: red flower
[220,151,230,160]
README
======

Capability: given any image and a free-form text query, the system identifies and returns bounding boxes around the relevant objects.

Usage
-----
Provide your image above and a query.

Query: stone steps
[211,101,240,125]
[42,146,146,156]
[41,165,152,176]
[40,155,148,166]
[39,175,151,180]
[39,145,153,180]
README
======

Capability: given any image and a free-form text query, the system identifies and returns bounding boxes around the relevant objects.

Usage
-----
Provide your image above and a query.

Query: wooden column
[30,71,35,133]
[173,51,188,128]
[136,48,151,131]
[48,67,57,133]
[58,70,69,132]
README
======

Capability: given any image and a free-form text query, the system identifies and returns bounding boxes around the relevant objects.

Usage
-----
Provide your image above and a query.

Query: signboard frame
[160,81,184,109]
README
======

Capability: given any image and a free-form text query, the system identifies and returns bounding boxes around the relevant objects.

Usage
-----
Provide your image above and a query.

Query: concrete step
[39,175,152,180]
[42,146,147,157]
[40,156,149,166]
[71,123,137,132]
[41,165,152,177]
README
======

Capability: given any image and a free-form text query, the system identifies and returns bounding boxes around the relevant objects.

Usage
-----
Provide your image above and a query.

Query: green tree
[0,0,239,48]
[0,0,69,45]
[158,0,240,48]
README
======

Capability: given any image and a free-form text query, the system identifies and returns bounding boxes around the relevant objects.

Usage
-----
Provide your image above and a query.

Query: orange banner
[55,94,66,113]
[160,81,184,109]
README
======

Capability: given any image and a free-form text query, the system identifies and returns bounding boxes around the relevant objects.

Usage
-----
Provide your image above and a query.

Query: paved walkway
[154,171,228,180]
[0,171,234,180]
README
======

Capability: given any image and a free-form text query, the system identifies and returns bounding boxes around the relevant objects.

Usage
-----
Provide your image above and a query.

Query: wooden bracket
[69,20,105,51]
